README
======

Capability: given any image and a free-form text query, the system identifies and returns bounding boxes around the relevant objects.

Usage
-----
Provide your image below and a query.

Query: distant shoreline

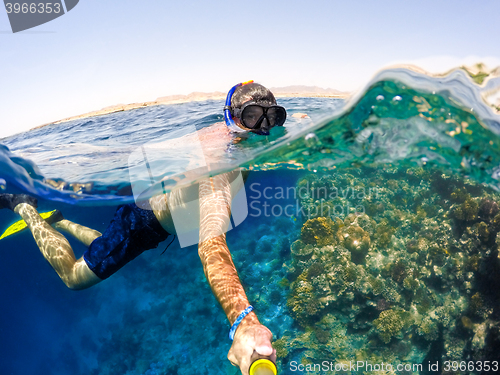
[24,65,500,133]
[31,88,351,131]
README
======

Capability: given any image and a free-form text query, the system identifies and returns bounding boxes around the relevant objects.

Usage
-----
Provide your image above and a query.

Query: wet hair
[230,83,276,115]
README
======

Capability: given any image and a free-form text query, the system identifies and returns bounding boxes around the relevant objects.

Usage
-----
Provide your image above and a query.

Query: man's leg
[54,219,102,247]
[14,202,102,290]
[2,194,170,285]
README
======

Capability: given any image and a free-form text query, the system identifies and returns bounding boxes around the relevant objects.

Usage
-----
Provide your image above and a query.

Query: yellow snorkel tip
[249,358,277,375]
[241,80,254,85]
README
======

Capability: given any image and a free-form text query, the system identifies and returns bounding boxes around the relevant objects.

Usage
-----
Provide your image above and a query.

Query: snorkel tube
[224,80,254,133]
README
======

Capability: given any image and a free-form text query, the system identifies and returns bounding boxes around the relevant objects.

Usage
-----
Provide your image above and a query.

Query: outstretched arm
[198,172,275,375]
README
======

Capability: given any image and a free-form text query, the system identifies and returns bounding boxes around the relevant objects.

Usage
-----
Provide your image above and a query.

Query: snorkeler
[0,81,285,375]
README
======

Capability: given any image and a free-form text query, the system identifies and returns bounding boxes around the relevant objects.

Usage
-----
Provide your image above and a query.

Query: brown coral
[476,222,490,243]
[340,225,370,263]
[478,199,499,220]
[373,309,413,344]
[375,221,395,247]
[390,261,407,283]
[451,196,478,222]
[301,217,337,246]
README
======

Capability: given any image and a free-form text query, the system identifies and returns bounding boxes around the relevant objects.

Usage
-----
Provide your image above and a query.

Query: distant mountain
[156,91,226,103]
[270,85,350,97]
[41,85,349,127]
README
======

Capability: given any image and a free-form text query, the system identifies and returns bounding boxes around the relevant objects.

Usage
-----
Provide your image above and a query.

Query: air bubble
[392,95,402,102]
[305,133,320,148]
[376,95,384,101]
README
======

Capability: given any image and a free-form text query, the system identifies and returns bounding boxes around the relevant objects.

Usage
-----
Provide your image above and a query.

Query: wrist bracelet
[229,305,253,340]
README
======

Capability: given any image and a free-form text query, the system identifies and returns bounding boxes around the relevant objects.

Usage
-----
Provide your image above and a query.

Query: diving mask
[233,102,287,130]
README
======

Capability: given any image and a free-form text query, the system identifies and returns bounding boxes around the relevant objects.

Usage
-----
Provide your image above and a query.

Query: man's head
[224,82,287,134]
[230,82,276,112]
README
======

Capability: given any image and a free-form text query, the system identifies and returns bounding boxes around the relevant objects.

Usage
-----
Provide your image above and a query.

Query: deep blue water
[1,68,500,375]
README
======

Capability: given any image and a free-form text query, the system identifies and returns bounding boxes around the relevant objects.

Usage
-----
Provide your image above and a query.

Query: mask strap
[224,80,253,133]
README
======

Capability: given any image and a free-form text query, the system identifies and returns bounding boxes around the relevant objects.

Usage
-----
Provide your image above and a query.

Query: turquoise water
[1,68,500,375]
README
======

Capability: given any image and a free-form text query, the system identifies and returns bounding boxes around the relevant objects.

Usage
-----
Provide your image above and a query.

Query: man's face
[233,99,277,134]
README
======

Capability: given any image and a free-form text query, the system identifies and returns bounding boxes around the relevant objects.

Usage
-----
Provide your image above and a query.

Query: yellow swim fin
[0,210,58,240]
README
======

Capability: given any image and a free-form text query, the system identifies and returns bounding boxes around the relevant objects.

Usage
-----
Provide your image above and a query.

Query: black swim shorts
[83,203,170,280]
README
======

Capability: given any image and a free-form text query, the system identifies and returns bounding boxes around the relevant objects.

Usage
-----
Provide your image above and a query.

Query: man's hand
[228,322,276,375]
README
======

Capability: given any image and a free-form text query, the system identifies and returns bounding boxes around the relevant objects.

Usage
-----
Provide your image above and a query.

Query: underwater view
[2,66,500,375]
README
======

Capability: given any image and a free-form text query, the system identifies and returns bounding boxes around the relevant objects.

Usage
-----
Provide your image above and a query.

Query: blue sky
[1,0,499,138]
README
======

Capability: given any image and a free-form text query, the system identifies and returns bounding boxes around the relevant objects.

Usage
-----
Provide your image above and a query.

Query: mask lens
[267,107,286,126]
[241,105,265,128]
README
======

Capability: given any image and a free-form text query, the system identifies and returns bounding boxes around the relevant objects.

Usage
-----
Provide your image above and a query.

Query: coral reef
[281,165,500,372]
